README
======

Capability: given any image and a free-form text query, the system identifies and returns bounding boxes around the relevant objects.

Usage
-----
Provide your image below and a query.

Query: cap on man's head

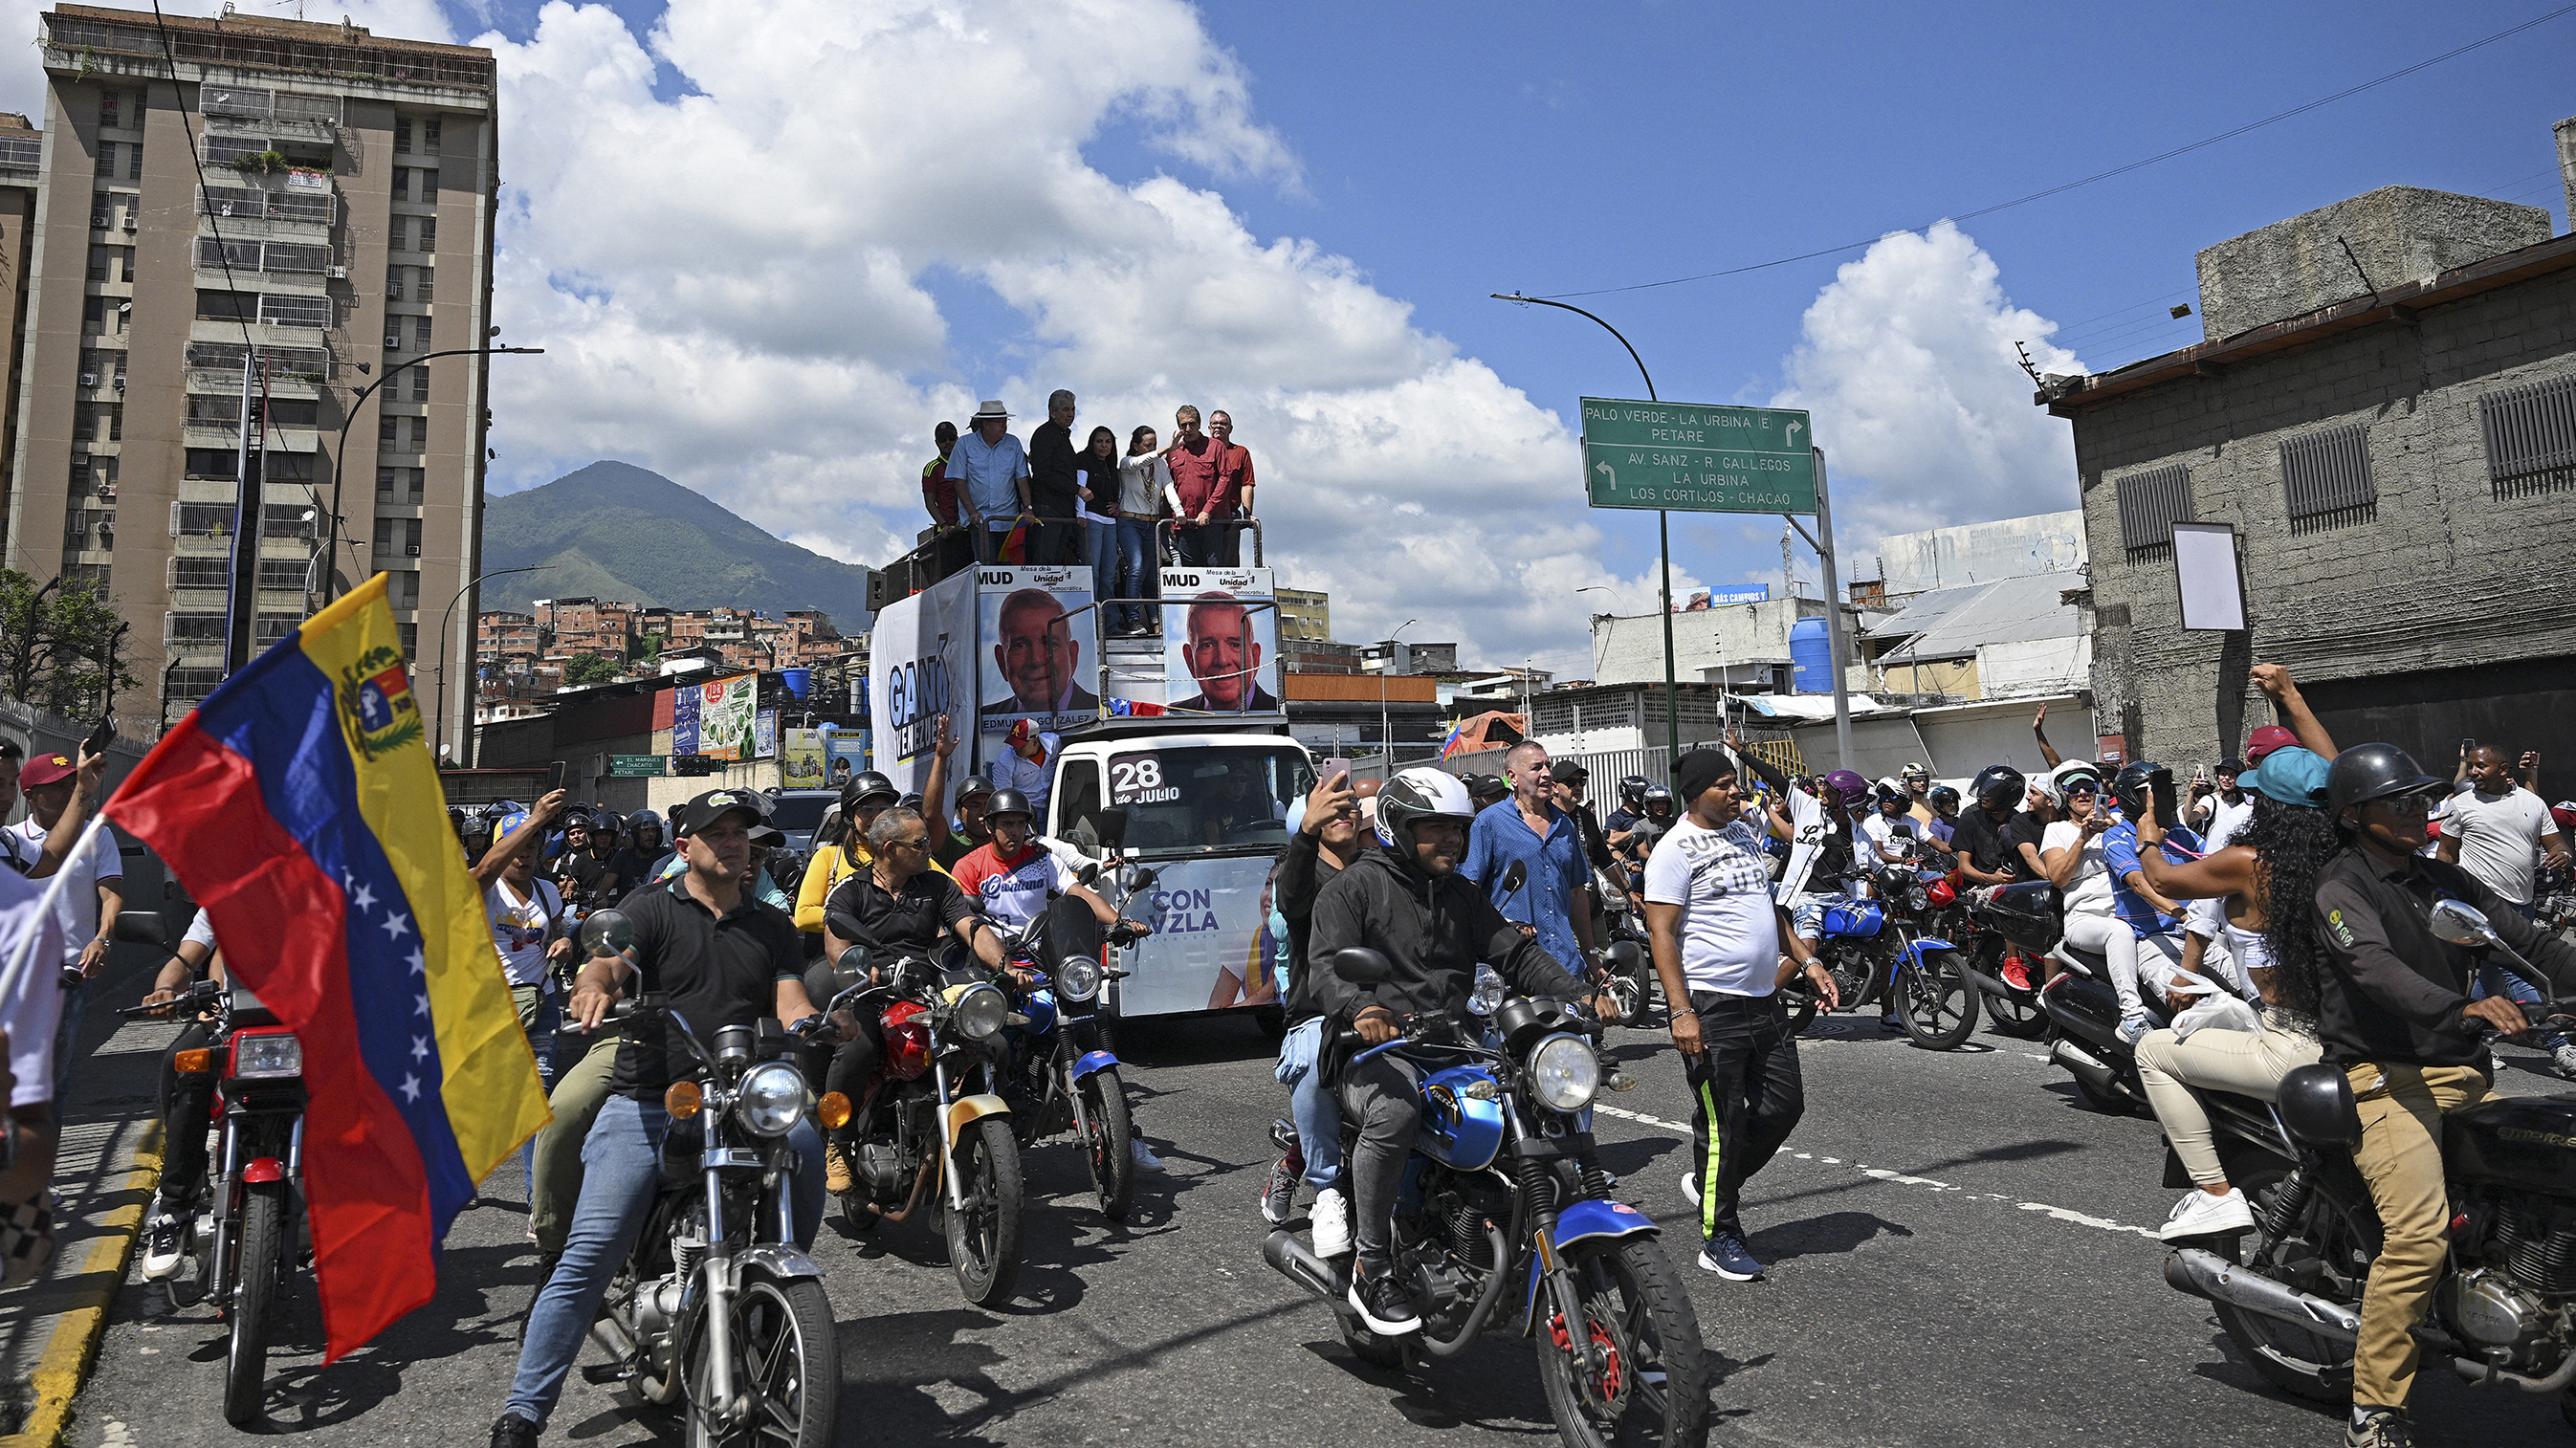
[1548,760,1588,786]
[2217,757,2248,777]
[1674,748,1735,802]
[675,788,772,838]
[971,399,1009,422]
[1005,718,1036,746]
[2245,725,2299,762]
[19,752,75,789]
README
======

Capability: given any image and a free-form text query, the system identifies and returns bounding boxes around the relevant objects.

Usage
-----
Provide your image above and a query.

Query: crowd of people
[919,394,1260,634]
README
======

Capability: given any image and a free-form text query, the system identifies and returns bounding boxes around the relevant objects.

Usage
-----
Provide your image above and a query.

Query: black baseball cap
[1548,760,1589,785]
[674,788,773,838]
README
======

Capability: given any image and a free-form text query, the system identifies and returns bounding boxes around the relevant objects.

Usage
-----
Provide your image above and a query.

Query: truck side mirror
[1094,806,1129,851]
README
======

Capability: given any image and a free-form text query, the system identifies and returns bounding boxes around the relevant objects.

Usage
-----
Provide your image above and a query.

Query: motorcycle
[1263,948,1710,1448]
[121,976,309,1426]
[1955,879,2054,1041]
[573,910,840,1448]
[996,866,1157,1220]
[812,938,1025,1306]
[1779,860,1977,1050]
[2018,889,2197,1116]
[2164,898,2576,1426]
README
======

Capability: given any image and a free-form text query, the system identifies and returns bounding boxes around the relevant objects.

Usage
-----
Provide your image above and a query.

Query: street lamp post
[433,563,551,766]
[320,345,545,604]
[1379,617,1418,771]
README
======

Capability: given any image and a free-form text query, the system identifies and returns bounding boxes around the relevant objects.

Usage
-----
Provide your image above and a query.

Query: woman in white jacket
[1112,426,1180,637]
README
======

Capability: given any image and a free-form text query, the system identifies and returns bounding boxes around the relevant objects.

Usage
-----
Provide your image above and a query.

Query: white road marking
[1593,1102,2159,1240]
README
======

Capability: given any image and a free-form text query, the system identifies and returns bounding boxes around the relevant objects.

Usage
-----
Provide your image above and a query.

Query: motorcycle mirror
[1125,866,1159,892]
[1093,806,1130,851]
[1332,947,1394,985]
[112,910,167,948]
[1075,860,1103,888]
[1500,861,1528,893]
[831,944,871,993]
[580,909,634,957]
[2429,898,2499,947]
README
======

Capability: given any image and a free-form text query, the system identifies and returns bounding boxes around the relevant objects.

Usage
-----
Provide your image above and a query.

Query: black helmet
[897,792,925,811]
[1618,774,1651,813]
[592,809,625,840]
[1641,783,1675,816]
[2325,743,2446,822]
[956,773,996,802]
[985,788,1037,824]
[2111,761,2161,823]
[845,770,898,809]
[1927,784,1960,811]
[1971,765,2025,811]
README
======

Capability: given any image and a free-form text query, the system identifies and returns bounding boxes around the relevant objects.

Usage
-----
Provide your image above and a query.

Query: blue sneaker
[1697,1233,1763,1281]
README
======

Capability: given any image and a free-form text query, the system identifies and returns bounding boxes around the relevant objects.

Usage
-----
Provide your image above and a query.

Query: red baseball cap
[2244,725,2299,762]
[18,752,76,788]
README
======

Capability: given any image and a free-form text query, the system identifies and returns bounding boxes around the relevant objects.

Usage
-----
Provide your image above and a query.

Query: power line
[1534,4,2576,300]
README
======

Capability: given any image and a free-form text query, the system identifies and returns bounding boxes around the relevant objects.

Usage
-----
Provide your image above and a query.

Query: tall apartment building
[3,7,497,739]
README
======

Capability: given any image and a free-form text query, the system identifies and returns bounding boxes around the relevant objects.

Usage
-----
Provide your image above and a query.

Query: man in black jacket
[1024,389,1083,565]
[2313,744,2576,1448]
[1308,768,1610,1336]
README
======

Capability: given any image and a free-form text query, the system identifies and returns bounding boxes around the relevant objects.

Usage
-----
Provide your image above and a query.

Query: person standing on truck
[992,719,1058,823]
[951,400,1031,564]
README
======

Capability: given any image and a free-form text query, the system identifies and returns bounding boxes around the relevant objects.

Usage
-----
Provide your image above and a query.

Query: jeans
[2346,1063,2487,1409]
[1684,991,1804,1244]
[1114,517,1159,631]
[1274,1018,1342,1192]
[158,1019,218,1211]
[1027,516,1078,565]
[1172,524,1217,568]
[1213,517,1244,565]
[1081,517,1116,590]
[978,522,1012,563]
[503,1093,825,1430]
[511,985,561,1192]
[1334,1050,1423,1273]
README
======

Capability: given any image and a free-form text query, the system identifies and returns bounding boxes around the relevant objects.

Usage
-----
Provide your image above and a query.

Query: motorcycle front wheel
[684,1274,839,1448]
[1896,955,1979,1050]
[222,1180,286,1426]
[1079,1069,1135,1221]
[1535,1239,1709,1448]
[944,1116,1024,1307]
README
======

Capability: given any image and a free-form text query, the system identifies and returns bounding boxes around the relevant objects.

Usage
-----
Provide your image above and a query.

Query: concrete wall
[1872,510,2084,596]
[2193,186,2550,341]
[2071,262,2576,770]
[1590,596,1823,689]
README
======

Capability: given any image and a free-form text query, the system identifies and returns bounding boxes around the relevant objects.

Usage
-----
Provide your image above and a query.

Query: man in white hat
[951,400,1032,563]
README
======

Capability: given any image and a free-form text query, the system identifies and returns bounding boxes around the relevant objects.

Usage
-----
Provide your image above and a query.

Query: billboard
[1158,567,1280,715]
[672,672,760,761]
[868,570,976,800]
[976,564,1100,741]
[824,727,870,787]
[781,727,826,787]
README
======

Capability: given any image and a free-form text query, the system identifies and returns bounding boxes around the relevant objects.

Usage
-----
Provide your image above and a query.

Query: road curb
[1,1121,162,1448]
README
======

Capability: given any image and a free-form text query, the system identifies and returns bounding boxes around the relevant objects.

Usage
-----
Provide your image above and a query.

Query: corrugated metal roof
[1866,572,2083,663]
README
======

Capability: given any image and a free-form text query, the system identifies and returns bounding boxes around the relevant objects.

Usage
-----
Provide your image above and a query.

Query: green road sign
[1579,398,1818,514]
[607,754,667,778]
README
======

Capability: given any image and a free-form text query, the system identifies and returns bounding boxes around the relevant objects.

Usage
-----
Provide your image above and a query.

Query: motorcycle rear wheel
[1982,983,2049,1039]
[2211,1160,2367,1403]
[1080,1070,1135,1221]
[683,1274,839,1448]
[222,1180,286,1426]
[944,1116,1024,1307]
[1535,1239,1709,1448]
[1897,956,1979,1050]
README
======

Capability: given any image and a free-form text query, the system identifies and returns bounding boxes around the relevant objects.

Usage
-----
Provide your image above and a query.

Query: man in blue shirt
[1461,742,1596,975]
[950,399,1032,562]
[2100,767,2203,1043]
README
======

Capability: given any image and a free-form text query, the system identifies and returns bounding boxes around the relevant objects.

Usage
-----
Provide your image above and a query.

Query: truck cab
[1045,718,1315,1020]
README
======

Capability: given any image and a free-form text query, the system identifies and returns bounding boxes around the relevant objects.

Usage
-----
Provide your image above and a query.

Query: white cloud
[1770,221,2082,549]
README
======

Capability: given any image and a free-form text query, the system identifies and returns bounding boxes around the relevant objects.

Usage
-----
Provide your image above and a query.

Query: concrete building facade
[4,7,497,736]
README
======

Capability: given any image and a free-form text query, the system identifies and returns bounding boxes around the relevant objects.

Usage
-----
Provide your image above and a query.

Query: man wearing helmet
[1605,775,1653,853]
[2309,744,2576,1448]
[1900,763,1935,831]
[1950,766,2031,889]
[611,808,671,889]
[1308,768,1611,1336]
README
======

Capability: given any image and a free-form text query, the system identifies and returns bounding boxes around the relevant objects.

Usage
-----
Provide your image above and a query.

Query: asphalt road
[61,1008,2576,1448]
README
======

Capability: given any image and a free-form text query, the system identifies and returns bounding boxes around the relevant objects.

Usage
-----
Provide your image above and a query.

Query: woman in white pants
[2128,741,2344,1240]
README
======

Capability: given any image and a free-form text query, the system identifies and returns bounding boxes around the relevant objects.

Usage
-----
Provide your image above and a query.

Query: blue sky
[175,0,2576,665]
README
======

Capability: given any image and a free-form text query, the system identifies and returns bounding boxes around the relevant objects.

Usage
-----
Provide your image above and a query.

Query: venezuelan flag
[107,576,550,1360]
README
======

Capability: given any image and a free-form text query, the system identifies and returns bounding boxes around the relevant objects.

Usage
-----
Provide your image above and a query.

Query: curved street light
[1379,618,1419,769]
[320,345,546,604]
[432,563,550,766]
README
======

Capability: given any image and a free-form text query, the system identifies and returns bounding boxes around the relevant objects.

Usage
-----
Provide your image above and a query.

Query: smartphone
[2147,766,2178,828]
[1320,757,1352,787]
[546,760,568,797]
[2462,737,2477,757]
[80,713,114,758]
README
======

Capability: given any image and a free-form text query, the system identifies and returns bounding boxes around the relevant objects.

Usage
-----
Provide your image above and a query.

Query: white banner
[868,570,976,799]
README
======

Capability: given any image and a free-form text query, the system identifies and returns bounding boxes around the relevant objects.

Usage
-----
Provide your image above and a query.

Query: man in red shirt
[1206,411,1256,566]
[949,790,1142,939]
[922,421,959,528]
[1163,406,1229,568]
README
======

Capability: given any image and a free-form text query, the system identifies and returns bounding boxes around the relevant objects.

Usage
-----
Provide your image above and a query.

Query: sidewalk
[0,953,176,1446]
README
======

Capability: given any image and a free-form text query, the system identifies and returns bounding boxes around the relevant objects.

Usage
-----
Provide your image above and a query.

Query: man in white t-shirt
[2441,746,2567,911]
[11,751,120,1105]
[1641,746,1836,1284]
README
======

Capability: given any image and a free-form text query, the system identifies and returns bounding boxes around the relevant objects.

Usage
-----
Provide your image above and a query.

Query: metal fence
[1337,736,1808,791]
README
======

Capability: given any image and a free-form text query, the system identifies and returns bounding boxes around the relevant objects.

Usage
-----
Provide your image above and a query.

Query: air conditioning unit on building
[121,217,136,232]
[406,544,421,556]
[327,266,347,279]
[385,336,401,349]
[78,373,95,386]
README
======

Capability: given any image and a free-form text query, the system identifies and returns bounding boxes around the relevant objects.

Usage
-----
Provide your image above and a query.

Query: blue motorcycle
[999,873,1156,1220]
[1782,854,1978,1049]
[1264,950,1711,1448]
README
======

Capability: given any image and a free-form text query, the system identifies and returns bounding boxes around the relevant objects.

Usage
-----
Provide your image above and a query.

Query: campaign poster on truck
[1159,567,1281,716]
[976,565,1100,743]
[1114,855,1284,1016]
[868,569,976,800]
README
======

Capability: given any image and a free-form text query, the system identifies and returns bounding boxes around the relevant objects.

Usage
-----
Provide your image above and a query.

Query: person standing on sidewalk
[11,749,121,1105]
[2439,742,2573,1074]
[1642,747,1837,1283]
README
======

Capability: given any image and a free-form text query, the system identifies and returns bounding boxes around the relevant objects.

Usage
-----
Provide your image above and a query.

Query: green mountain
[479,461,873,629]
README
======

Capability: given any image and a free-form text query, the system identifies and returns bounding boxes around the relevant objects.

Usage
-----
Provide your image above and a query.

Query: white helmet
[1375,767,1477,853]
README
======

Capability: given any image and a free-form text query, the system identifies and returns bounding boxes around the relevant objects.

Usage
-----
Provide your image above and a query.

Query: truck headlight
[733,1061,808,1138]
[1528,1035,1600,1112]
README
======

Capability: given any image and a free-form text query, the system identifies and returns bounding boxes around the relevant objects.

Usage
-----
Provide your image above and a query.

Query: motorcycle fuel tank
[1418,1064,1506,1172]
[1818,899,1886,940]
[2446,1094,2576,1195]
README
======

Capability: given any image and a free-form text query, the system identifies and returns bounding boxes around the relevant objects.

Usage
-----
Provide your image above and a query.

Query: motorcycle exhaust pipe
[1961,965,2011,998]
[2050,1037,2130,1101]
[2165,1247,2359,1341]
[865,1154,941,1226]
[1262,1228,1345,1305]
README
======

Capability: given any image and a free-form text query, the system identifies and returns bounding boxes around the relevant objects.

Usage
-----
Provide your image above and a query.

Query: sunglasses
[887,836,931,851]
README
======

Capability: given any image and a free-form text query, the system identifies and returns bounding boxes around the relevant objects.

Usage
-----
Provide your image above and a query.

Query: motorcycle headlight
[733,1061,808,1138]
[1528,1034,1600,1113]
[951,983,1008,1040]
[1056,956,1102,1003]
[231,1033,302,1080]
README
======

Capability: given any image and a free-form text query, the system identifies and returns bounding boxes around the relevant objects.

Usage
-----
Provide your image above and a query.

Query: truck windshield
[766,794,836,837]
[1068,746,1313,857]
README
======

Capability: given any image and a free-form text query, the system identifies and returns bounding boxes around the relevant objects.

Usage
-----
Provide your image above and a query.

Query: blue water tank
[779,668,813,699]
[1789,616,1832,693]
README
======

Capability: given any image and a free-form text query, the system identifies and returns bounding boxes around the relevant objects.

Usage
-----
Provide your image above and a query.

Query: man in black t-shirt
[496,789,829,1444]
[552,811,620,907]
[1951,768,2030,887]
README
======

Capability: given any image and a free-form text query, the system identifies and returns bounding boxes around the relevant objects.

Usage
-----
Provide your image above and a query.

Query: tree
[630,632,666,668]
[0,571,137,715]
[562,651,622,687]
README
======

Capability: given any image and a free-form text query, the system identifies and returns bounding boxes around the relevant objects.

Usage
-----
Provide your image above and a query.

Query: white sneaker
[1310,1186,1353,1259]
[2554,1043,2576,1081]
[1680,1170,1702,1207]
[1130,1139,1166,1173]
[2158,1187,2255,1241]
[140,1211,186,1281]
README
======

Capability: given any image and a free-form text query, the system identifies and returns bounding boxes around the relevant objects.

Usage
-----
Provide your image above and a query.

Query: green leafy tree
[562,651,622,687]
[0,571,137,714]
[630,632,666,668]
